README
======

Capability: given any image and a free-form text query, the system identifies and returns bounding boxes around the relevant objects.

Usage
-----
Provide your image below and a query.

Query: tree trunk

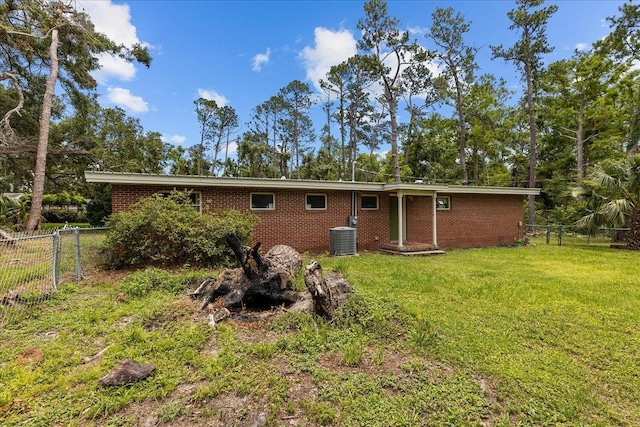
[304,260,354,320]
[27,26,59,231]
[576,96,586,178]
[200,235,302,310]
[197,234,354,319]
[525,60,538,227]
[624,209,640,250]
[389,93,401,183]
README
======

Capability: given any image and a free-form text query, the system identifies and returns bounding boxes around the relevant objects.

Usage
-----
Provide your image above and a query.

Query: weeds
[2,245,640,425]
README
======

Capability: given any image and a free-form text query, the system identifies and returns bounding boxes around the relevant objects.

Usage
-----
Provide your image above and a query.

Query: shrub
[86,183,112,226]
[103,191,260,268]
[42,209,87,224]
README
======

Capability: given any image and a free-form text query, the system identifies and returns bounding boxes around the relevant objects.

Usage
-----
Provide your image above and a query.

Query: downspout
[432,191,438,249]
[351,161,357,249]
[352,190,358,250]
[351,160,357,216]
[397,192,404,248]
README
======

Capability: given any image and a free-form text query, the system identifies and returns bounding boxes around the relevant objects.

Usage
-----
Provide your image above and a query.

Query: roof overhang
[84,172,541,196]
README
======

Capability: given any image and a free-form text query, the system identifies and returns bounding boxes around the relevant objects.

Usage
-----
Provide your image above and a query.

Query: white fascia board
[383,182,448,193]
[438,185,541,196]
[84,172,541,196]
[84,172,385,192]
[382,182,540,196]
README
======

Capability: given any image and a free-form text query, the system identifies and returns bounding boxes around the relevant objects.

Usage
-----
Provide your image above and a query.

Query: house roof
[84,171,541,196]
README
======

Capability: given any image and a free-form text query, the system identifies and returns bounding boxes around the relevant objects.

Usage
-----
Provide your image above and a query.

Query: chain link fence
[525,224,629,246]
[0,227,106,326]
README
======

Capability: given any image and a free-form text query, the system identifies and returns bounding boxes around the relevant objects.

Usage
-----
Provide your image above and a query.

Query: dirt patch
[15,346,44,366]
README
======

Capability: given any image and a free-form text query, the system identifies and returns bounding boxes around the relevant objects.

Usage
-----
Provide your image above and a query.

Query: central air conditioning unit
[329,227,357,256]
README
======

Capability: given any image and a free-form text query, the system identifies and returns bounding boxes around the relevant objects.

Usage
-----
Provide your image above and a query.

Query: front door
[390,196,398,241]
[389,195,405,242]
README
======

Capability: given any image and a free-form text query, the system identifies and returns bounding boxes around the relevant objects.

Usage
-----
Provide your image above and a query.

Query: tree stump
[198,234,354,320]
[304,260,354,319]
[200,234,302,310]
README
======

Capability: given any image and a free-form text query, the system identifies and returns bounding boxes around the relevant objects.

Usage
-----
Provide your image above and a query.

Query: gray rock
[99,359,155,387]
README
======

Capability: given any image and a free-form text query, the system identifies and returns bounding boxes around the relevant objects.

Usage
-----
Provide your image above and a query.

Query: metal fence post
[558,226,563,246]
[546,227,551,244]
[74,228,82,282]
[52,231,60,290]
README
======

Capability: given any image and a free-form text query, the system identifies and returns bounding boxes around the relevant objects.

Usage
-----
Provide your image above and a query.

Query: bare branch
[0,71,24,145]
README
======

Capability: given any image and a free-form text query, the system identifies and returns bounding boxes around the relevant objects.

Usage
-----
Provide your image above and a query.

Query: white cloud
[253,48,271,72]
[161,134,187,145]
[575,42,588,51]
[79,1,139,45]
[106,87,149,113]
[407,25,428,37]
[79,0,148,84]
[300,27,357,91]
[92,53,137,84]
[197,88,229,106]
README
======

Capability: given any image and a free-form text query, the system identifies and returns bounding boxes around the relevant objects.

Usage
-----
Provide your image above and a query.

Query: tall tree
[314,88,341,180]
[491,0,558,225]
[320,63,348,179]
[0,0,150,230]
[596,1,640,156]
[464,74,513,185]
[428,7,480,185]
[91,107,169,174]
[193,97,217,175]
[278,80,315,179]
[245,95,289,177]
[400,48,436,165]
[539,50,623,179]
[357,0,415,182]
[322,55,377,180]
[405,113,460,184]
[236,131,277,178]
[219,106,239,176]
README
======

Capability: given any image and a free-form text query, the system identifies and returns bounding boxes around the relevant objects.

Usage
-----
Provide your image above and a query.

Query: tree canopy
[3,0,640,235]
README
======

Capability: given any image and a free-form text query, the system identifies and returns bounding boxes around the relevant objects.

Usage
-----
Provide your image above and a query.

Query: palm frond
[598,199,633,227]
[573,212,603,236]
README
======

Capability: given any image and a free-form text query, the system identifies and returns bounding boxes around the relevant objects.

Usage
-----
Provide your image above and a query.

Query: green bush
[42,209,87,223]
[86,183,112,226]
[103,191,260,268]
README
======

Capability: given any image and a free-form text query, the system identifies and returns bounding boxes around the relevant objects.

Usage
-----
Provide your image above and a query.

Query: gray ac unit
[329,227,357,256]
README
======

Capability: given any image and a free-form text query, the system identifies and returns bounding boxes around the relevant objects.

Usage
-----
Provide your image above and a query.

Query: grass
[1,238,639,426]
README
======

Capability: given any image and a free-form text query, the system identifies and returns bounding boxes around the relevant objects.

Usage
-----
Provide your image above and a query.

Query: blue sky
[78,0,627,159]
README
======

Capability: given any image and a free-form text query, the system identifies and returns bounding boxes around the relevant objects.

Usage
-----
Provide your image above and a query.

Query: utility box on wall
[348,215,358,229]
[329,227,357,256]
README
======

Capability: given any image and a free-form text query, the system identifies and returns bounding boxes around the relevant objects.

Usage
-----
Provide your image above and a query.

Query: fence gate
[0,227,105,326]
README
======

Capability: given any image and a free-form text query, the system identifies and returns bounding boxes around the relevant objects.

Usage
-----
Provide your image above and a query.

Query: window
[361,194,379,210]
[158,191,201,213]
[436,196,450,210]
[251,193,275,210]
[306,194,327,210]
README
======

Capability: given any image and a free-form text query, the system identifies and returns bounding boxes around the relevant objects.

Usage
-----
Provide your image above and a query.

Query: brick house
[85,172,540,254]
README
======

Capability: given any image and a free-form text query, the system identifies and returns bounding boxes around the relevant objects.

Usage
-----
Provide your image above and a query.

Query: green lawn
[1,241,639,426]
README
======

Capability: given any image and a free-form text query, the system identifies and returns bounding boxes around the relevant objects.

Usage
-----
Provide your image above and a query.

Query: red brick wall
[406,195,434,244]
[111,184,525,251]
[357,193,389,252]
[436,193,525,248]
[111,184,389,253]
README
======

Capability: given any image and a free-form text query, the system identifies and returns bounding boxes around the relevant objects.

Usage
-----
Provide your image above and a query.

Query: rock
[99,359,155,387]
